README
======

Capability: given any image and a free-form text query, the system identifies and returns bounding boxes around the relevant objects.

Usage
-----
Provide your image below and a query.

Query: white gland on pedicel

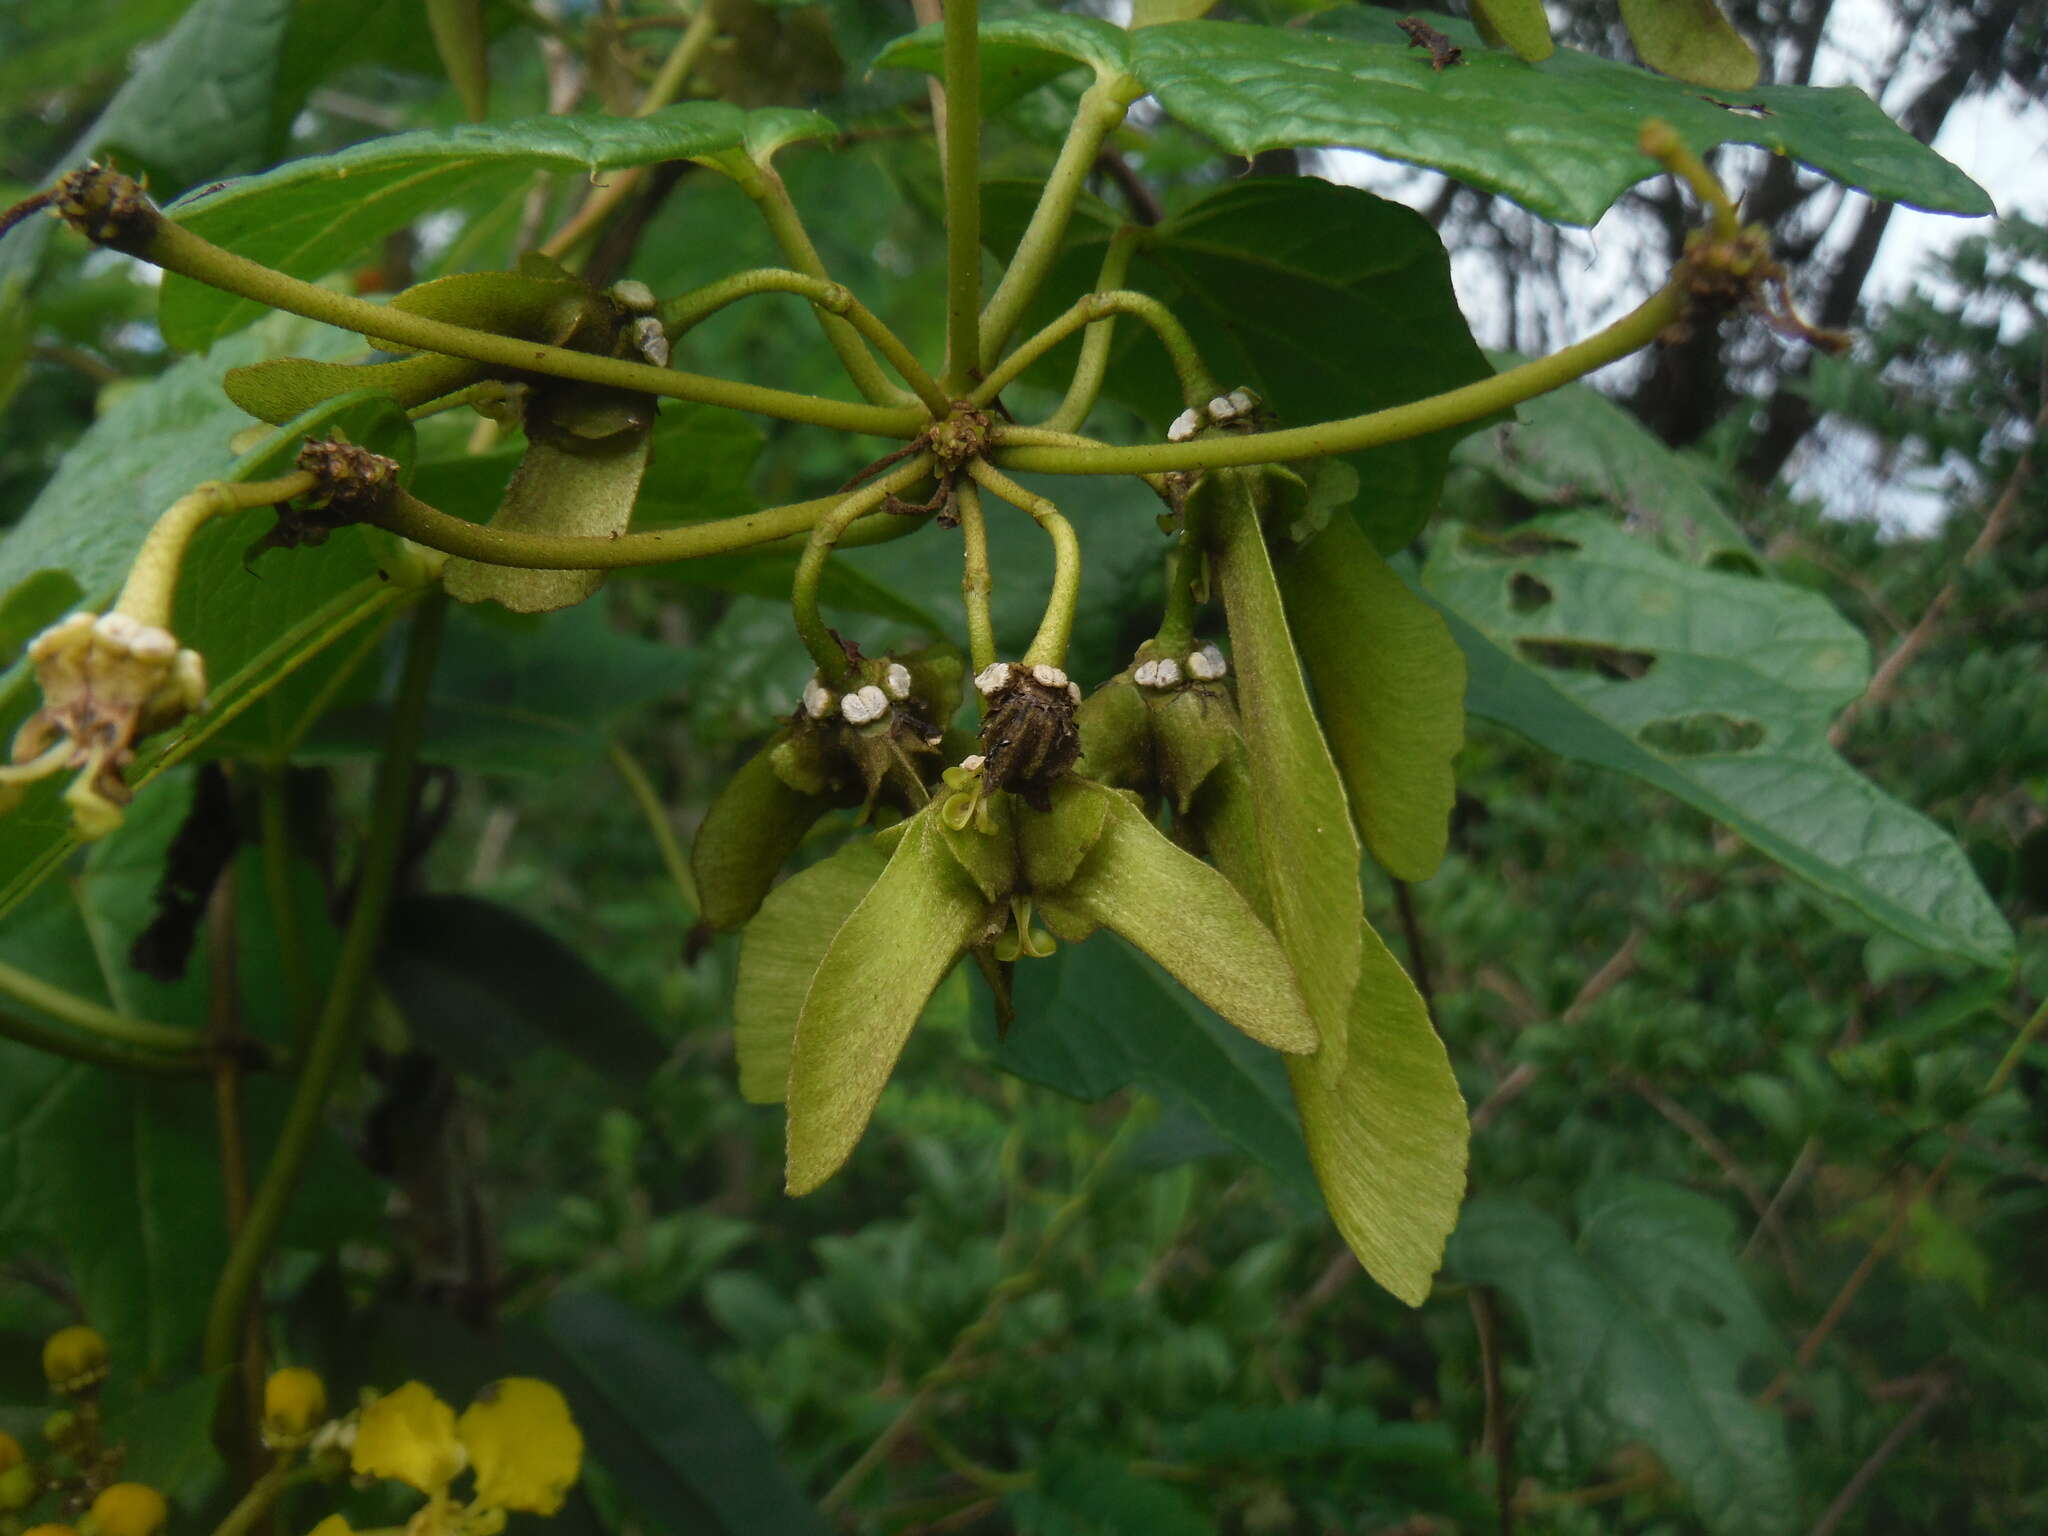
[1187,643,1228,681]
[631,316,670,368]
[1067,681,1082,703]
[1225,387,1257,417]
[883,662,913,700]
[1207,393,1239,423]
[1167,407,1202,443]
[801,677,835,720]
[974,661,1012,696]
[1135,656,1182,690]
[93,611,141,648]
[959,754,986,773]
[1029,663,1068,689]
[840,685,890,725]
[608,279,658,313]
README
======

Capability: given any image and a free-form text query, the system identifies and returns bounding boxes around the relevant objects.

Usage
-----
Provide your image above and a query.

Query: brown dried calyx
[1670,225,1850,355]
[250,440,405,560]
[49,163,161,254]
[973,661,1083,812]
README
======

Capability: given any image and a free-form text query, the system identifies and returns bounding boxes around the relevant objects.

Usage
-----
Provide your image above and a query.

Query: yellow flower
[305,1517,356,1536]
[86,1484,167,1536]
[459,1381,582,1517]
[264,1367,329,1446]
[354,1383,466,1496]
[41,1326,108,1394]
[0,1430,21,1471]
[352,1379,582,1526]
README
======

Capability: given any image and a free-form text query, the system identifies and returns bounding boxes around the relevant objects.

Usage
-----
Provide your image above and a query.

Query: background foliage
[0,2,2042,1533]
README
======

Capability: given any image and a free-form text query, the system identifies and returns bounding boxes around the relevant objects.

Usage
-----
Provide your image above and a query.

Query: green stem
[791,457,937,686]
[202,592,447,1377]
[954,480,997,678]
[941,0,983,392]
[968,462,1079,670]
[1150,535,1203,659]
[136,218,925,439]
[1042,225,1140,433]
[978,72,1142,367]
[607,739,700,917]
[639,0,718,113]
[370,461,931,569]
[208,1459,298,1536]
[657,268,947,415]
[0,957,204,1053]
[1988,993,2048,1098]
[116,474,317,629]
[974,288,1214,412]
[0,1005,206,1075]
[741,166,919,409]
[256,768,317,1057]
[994,284,1689,475]
[1638,120,1741,239]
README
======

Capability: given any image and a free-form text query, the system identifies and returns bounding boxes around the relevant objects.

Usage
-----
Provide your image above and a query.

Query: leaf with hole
[1423,512,2013,968]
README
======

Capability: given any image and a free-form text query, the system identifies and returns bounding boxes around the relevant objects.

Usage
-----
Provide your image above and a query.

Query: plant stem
[1149,534,1202,659]
[1043,226,1140,432]
[821,1105,1146,1512]
[658,268,947,414]
[992,284,1688,475]
[0,1005,205,1074]
[941,0,983,392]
[208,1458,298,1536]
[0,957,204,1053]
[607,738,699,916]
[202,592,447,1378]
[136,218,926,439]
[740,165,919,409]
[539,2,721,259]
[117,474,317,629]
[967,462,1079,669]
[974,288,1214,412]
[954,480,996,677]
[369,460,932,569]
[978,71,1143,367]
[791,459,936,686]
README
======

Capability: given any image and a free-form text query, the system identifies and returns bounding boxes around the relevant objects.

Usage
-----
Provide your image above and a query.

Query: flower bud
[40,1411,79,1450]
[86,1484,166,1536]
[263,1367,329,1447]
[41,1326,108,1395]
[0,1462,37,1512]
[22,1524,79,1536]
[0,1432,22,1472]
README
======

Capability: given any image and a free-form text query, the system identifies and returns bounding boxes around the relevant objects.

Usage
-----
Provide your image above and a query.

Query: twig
[1625,1073,1800,1282]
[1807,1378,1947,1536]
[1393,880,1439,1028]
[1471,1287,1516,1536]
[1830,399,2047,746]
[1281,1246,1359,1331]
[1742,1135,1820,1261]
[1093,146,1163,226]
[1470,929,1645,1131]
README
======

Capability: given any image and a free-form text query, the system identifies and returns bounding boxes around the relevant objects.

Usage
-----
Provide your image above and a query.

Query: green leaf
[1132,0,1219,24]
[0,370,415,915]
[308,604,684,778]
[1009,1449,1213,1536]
[1277,514,1465,882]
[541,1290,833,1536]
[1448,1181,1794,1536]
[1453,365,1757,568]
[733,838,891,1104]
[1285,923,1468,1307]
[872,15,1133,112]
[1055,785,1317,1056]
[1619,0,1759,90]
[1121,14,1986,225]
[16,1069,224,1375]
[1423,512,2014,968]
[1206,472,1363,1076]
[1471,0,1554,62]
[224,352,488,426]
[784,809,989,1194]
[982,178,1491,548]
[377,895,667,1081]
[999,931,1318,1201]
[157,104,838,351]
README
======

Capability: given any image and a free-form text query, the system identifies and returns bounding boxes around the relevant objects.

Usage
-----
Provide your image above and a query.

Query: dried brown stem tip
[50,164,162,254]
[250,441,405,562]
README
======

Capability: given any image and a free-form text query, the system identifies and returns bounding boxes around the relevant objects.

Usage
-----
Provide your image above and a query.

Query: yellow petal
[457,1379,582,1515]
[354,1383,465,1495]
